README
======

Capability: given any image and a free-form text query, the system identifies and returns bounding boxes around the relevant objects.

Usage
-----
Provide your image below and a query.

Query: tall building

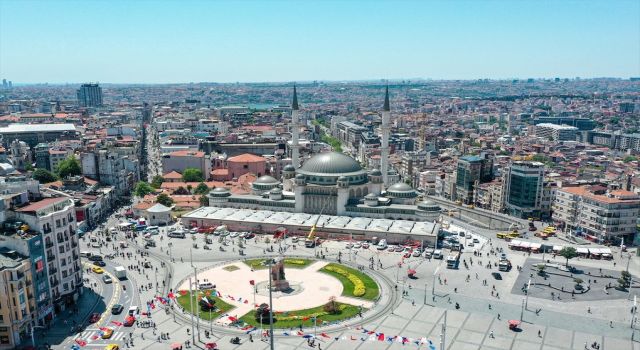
[380,86,391,187]
[455,154,493,204]
[0,249,36,349]
[76,83,103,107]
[553,186,640,243]
[535,123,578,141]
[290,85,300,169]
[504,161,545,219]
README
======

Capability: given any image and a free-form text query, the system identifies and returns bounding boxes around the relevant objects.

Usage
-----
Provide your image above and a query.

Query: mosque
[202,86,442,223]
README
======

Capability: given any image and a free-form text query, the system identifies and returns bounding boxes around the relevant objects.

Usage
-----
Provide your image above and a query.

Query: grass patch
[176,291,234,320]
[243,258,312,270]
[320,263,379,300]
[238,303,363,328]
[223,265,240,272]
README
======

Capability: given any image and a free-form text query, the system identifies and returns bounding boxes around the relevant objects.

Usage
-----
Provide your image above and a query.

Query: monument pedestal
[273,279,290,292]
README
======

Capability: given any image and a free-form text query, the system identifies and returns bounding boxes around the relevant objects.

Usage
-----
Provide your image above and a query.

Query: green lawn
[176,291,235,320]
[238,302,363,328]
[320,263,379,300]
[243,258,313,270]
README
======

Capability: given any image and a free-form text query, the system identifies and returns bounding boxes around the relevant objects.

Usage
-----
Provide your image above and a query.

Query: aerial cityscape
[0,1,639,350]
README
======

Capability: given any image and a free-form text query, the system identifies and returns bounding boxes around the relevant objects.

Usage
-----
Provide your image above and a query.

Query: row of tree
[32,156,82,183]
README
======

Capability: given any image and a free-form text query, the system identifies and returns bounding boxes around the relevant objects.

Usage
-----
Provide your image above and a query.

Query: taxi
[105,345,120,350]
[101,328,114,339]
[92,266,105,274]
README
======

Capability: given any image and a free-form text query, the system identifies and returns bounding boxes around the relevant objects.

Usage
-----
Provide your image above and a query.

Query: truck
[498,259,512,272]
[114,266,127,280]
[446,252,460,269]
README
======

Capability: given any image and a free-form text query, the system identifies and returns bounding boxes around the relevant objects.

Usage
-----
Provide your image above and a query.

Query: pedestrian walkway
[78,329,127,342]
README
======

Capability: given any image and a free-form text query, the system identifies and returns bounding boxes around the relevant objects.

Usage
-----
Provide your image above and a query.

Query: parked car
[362,242,370,249]
[102,275,113,284]
[412,249,422,257]
[93,261,106,267]
[354,242,362,249]
[491,272,502,280]
[473,238,480,243]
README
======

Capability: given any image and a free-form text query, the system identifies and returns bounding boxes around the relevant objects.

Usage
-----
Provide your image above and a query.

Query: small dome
[270,188,283,194]
[369,169,382,176]
[254,175,279,185]
[418,200,440,211]
[212,187,230,193]
[283,164,295,172]
[295,173,305,180]
[365,193,377,199]
[387,182,414,192]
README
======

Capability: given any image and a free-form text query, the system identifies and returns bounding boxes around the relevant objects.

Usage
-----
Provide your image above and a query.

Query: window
[56,220,61,228]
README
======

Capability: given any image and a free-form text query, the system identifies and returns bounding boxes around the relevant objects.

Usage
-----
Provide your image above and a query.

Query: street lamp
[267,259,275,350]
[30,325,46,347]
[432,266,440,301]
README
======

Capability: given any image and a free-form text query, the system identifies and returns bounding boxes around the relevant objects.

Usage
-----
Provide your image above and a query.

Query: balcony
[57,237,64,244]
[50,280,59,287]
[45,241,54,248]
[46,254,55,262]
[71,241,78,248]
[49,267,58,274]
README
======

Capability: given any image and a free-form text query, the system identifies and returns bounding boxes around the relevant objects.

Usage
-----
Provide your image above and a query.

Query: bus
[446,252,460,269]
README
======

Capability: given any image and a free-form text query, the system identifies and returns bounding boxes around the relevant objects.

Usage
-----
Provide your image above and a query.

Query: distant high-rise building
[504,161,545,219]
[76,83,103,107]
[2,79,6,89]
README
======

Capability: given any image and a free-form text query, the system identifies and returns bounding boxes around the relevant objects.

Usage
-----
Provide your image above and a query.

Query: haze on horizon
[1,0,639,84]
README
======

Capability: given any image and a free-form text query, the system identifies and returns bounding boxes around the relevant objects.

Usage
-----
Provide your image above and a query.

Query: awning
[530,243,542,249]
[577,247,589,254]
[509,239,522,246]
[553,245,563,251]
[520,242,531,249]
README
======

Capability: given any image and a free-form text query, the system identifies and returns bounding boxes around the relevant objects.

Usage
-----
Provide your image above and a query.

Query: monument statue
[271,257,290,291]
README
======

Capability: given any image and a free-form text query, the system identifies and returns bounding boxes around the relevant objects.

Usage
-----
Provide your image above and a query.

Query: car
[91,242,101,248]
[92,267,105,274]
[491,272,502,280]
[102,275,113,284]
[101,328,114,339]
[458,232,465,237]
[473,238,480,243]
[89,313,101,323]
[362,242,370,249]
[394,246,404,252]
[244,233,255,239]
[239,232,247,238]
[412,249,422,257]
[105,345,120,350]
[291,237,299,243]
[93,260,106,267]
[467,242,474,247]
[345,242,353,249]
[88,255,104,262]
[466,234,472,239]
[229,232,239,238]
[111,304,124,315]
[123,315,135,327]
[354,242,362,249]
[500,253,507,260]
[387,245,396,252]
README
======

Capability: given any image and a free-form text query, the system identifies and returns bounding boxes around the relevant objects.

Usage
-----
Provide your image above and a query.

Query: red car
[123,316,135,327]
[89,313,101,323]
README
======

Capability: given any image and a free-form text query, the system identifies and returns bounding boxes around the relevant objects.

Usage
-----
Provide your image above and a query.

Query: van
[168,230,185,238]
[198,282,214,290]
[433,249,443,259]
[80,251,92,258]
[128,306,139,316]
[377,239,388,250]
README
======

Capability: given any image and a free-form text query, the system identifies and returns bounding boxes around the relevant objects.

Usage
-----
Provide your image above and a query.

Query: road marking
[83,262,121,328]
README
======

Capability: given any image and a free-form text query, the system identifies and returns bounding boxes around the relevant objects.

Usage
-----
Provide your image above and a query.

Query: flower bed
[320,263,379,300]
[324,266,366,296]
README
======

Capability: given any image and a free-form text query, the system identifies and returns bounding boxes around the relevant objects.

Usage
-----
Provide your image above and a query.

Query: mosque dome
[283,164,296,172]
[253,175,279,185]
[386,182,418,198]
[299,152,363,175]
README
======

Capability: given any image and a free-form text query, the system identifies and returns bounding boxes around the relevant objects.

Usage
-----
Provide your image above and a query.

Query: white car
[354,242,362,249]
[291,237,299,243]
[466,234,472,239]
[412,249,423,257]
[362,242,370,249]
[239,232,247,238]
[346,242,353,249]
[387,245,396,252]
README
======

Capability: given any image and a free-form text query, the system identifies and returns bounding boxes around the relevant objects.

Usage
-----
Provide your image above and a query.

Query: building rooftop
[15,197,68,212]
[0,123,77,133]
[560,186,640,204]
[227,153,266,163]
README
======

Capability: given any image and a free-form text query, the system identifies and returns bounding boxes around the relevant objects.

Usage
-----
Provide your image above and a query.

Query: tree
[134,182,154,197]
[323,296,339,315]
[623,156,637,163]
[618,270,632,289]
[151,175,164,189]
[194,182,210,195]
[174,186,190,195]
[55,156,81,178]
[536,264,546,276]
[199,195,208,206]
[558,247,578,267]
[156,193,174,207]
[182,168,204,182]
[32,168,58,183]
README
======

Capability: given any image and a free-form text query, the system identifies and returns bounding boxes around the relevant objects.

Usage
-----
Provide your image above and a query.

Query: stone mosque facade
[206,88,441,222]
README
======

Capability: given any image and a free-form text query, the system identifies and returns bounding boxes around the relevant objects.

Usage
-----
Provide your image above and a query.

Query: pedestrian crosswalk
[79,329,127,343]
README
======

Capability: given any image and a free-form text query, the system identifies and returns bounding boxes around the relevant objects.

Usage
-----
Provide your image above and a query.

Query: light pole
[188,277,196,345]
[440,310,447,350]
[267,259,275,350]
[525,278,531,310]
[432,266,440,301]
[190,248,201,342]
[30,325,46,347]
[520,298,525,321]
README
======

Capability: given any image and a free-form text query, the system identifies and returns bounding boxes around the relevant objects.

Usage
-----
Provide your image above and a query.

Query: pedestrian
[490,330,494,338]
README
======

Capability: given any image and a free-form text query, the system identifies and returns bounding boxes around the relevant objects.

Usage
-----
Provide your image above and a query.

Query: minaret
[381,85,391,187]
[291,84,300,168]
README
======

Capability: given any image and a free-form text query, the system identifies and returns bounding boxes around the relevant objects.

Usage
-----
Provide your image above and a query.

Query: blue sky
[1,0,639,83]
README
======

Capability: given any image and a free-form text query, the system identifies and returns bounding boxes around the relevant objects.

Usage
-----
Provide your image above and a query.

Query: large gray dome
[299,152,362,175]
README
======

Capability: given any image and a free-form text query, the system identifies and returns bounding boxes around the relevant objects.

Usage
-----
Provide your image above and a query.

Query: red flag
[320,333,331,338]
[168,292,175,299]
[249,280,255,285]
[302,316,310,321]
[76,339,87,346]
[110,320,123,326]
[377,333,385,341]
[297,331,304,336]
[244,300,248,304]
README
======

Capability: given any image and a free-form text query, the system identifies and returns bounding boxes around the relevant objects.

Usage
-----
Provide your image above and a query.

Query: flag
[377,333,385,341]
[302,316,310,321]
[168,292,175,299]
[320,333,330,338]
[75,339,87,346]
[297,331,304,336]
[283,332,290,336]
[245,327,257,334]
[249,280,255,285]
[244,300,248,304]
[110,321,123,326]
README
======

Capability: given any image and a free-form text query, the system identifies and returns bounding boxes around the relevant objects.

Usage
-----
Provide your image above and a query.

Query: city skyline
[1,0,639,84]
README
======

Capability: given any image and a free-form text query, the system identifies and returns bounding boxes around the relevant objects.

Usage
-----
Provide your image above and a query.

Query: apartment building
[504,161,545,219]
[535,123,578,142]
[0,249,35,349]
[162,150,211,178]
[14,197,82,311]
[553,186,640,243]
[455,155,493,204]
